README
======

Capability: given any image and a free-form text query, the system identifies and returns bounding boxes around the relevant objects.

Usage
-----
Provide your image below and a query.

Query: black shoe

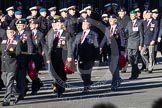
[116,81,121,87]
[56,93,63,98]
[13,95,24,105]
[82,90,90,94]
[2,102,10,106]
[111,86,118,91]
[129,76,138,80]
[31,91,37,95]
[82,86,90,94]
[140,67,146,71]
[121,70,126,73]
[90,81,93,85]
[148,70,152,73]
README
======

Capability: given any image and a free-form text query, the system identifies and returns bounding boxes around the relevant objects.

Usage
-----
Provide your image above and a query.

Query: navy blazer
[73,30,98,62]
[100,24,126,51]
[143,18,159,45]
[15,30,33,54]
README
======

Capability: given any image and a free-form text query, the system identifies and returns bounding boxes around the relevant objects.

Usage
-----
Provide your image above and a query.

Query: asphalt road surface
[1,53,162,108]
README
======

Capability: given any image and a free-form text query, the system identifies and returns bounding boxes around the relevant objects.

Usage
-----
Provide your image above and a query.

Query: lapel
[61,30,66,39]
[81,30,91,44]
[50,30,55,42]
[106,27,111,42]
[35,30,40,41]
[49,30,57,48]
[19,31,26,40]
[86,30,95,40]
[144,19,153,33]
[131,20,139,32]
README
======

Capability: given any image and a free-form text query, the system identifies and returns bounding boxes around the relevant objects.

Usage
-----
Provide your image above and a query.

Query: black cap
[52,19,57,23]
[30,19,39,24]
[83,19,90,23]
[6,26,16,31]
[52,18,64,23]
[109,14,117,19]
[118,7,126,12]
[56,18,64,23]
[146,10,152,13]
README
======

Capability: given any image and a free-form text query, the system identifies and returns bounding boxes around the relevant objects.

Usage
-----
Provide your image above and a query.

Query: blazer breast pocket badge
[150,24,155,31]
[150,24,155,28]
[132,27,139,31]
[114,34,119,39]
[9,47,14,52]
[87,38,94,44]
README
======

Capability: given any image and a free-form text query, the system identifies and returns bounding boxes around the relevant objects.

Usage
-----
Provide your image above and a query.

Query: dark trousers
[29,54,43,92]
[50,49,67,94]
[128,49,140,77]
[1,72,16,102]
[78,61,94,87]
[110,55,121,86]
[16,55,28,97]
[16,68,28,96]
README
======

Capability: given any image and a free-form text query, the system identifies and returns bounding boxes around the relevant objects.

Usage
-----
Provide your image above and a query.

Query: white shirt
[147,18,152,26]
[110,24,117,35]
[132,19,137,26]
[19,30,25,35]
[32,30,37,36]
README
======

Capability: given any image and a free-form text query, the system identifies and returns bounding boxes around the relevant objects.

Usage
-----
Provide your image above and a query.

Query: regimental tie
[32,32,35,39]
[80,31,86,43]
[147,19,150,26]
[56,32,60,38]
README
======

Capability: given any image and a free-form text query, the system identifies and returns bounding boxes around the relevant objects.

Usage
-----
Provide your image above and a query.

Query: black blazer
[45,29,73,61]
[73,30,99,62]
[143,18,159,45]
[15,30,34,54]
[100,24,126,51]
[1,38,21,72]
[32,30,45,54]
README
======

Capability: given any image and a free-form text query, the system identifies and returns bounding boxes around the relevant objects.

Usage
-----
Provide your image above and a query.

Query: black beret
[109,14,117,19]
[6,26,16,31]
[15,19,26,24]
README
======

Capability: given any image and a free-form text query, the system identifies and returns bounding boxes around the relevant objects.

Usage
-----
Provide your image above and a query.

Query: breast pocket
[86,37,94,44]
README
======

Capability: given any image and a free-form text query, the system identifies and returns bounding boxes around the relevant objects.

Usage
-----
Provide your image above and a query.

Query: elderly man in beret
[125,10,143,79]
[1,26,21,106]
[100,15,126,91]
